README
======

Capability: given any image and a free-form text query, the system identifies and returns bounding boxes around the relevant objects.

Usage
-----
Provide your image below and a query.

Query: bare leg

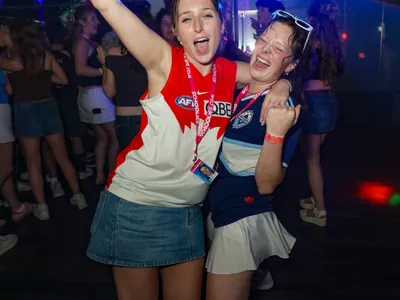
[0,143,14,189]
[300,134,328,212]
[101,121,118,174]
[45,133,80,195]
[92,124,109,184]
[113,266,159,300]
[42,141,57,179]
[19,137,45,204]
[206,271,254,300]
[0,142,24,211]
[70,137,86,173]
[161,258,204,300]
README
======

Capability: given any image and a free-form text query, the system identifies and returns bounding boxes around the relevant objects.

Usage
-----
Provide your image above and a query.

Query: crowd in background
[0,2,343,300]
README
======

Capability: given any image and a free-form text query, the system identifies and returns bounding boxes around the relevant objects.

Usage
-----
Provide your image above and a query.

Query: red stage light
[358,52,366,59]
[357,182,394,205]
[341,32,348,40]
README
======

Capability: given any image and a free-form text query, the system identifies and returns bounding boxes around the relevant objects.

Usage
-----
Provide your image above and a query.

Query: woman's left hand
[260,79,291,125]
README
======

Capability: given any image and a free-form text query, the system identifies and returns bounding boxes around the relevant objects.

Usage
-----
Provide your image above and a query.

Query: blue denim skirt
[87,190,205,267]
[14,99,64,138]
[302,90,338,135]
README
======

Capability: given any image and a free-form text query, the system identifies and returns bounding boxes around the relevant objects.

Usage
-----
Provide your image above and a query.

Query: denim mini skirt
[302,90,338,135]
[87,189,205,267]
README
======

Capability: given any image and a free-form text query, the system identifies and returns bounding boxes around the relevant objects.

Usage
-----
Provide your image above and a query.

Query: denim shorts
[87,190,205,267]
[14,99,64,138]
[302,90,338,135]
[115,115,141,150]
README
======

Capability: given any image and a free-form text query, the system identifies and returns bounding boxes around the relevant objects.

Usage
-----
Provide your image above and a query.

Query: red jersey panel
[107,46,237,207]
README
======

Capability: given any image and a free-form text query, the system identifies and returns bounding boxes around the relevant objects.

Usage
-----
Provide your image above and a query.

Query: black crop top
[77,48,103,87]
[105,55,147,107]
[8,69,53,102]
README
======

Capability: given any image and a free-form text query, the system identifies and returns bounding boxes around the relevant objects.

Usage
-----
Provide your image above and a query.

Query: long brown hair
[304,14,343,86]
[8,20,47,75]
[71,5,96,42]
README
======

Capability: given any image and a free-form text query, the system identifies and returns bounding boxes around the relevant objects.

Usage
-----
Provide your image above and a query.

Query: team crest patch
[232,110,254,129]
[175,96,194,110]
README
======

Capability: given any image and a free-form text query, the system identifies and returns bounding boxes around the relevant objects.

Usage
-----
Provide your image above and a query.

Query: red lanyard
[230,82,277,123]
[183,54,217,162]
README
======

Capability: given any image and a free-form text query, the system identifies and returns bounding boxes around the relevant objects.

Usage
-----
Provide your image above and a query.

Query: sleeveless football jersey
[107,46,237,207]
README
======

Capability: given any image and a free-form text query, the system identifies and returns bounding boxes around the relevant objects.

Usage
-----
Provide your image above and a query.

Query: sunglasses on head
[272,10,313,52]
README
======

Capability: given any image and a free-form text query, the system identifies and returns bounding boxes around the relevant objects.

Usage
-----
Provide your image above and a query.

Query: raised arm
[255,104,300,194]
[235,62,250,86]
[91,0,171,75]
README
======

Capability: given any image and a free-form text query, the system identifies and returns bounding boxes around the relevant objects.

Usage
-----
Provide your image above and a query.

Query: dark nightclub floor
[0,127,399,300]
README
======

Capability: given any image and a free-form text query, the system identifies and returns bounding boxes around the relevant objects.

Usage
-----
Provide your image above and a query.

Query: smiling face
[250,21,298,85]
[173,0,222,68]
[80,12,100,36]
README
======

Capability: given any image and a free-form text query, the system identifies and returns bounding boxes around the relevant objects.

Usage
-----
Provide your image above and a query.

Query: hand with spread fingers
[266,104,301,137]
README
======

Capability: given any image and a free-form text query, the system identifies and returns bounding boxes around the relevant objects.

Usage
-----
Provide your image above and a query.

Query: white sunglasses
[272,10,313,52]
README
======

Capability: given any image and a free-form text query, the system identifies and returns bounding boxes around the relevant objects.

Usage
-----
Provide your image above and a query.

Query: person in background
[155,8,175,45]
[251,0,285,39]
[72,5,118,185]
[0,68,19,251]
[3,20,87,220]
[47,21,94,181]
[101,5,152,150]
[299,7,344,227]
[308,0,340,23]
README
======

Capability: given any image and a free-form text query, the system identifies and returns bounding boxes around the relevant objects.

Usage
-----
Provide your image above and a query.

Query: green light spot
[389,194,400,206]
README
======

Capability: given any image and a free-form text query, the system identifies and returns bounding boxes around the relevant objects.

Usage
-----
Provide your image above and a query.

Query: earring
[284,71,289,76]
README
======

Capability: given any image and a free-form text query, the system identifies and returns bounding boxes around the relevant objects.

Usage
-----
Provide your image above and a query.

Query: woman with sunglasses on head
[205,11,312,300]
[87,0,292,299]
[299,8,344,227]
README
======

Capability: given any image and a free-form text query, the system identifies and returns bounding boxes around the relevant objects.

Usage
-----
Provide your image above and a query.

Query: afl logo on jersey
[204,101,232,118]
[175,96,195,110]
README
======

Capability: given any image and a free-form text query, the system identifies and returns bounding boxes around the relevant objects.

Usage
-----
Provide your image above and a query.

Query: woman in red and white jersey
[87,0,292,299]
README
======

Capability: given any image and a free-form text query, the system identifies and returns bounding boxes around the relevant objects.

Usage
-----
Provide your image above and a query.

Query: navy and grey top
[208,89,302,228]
